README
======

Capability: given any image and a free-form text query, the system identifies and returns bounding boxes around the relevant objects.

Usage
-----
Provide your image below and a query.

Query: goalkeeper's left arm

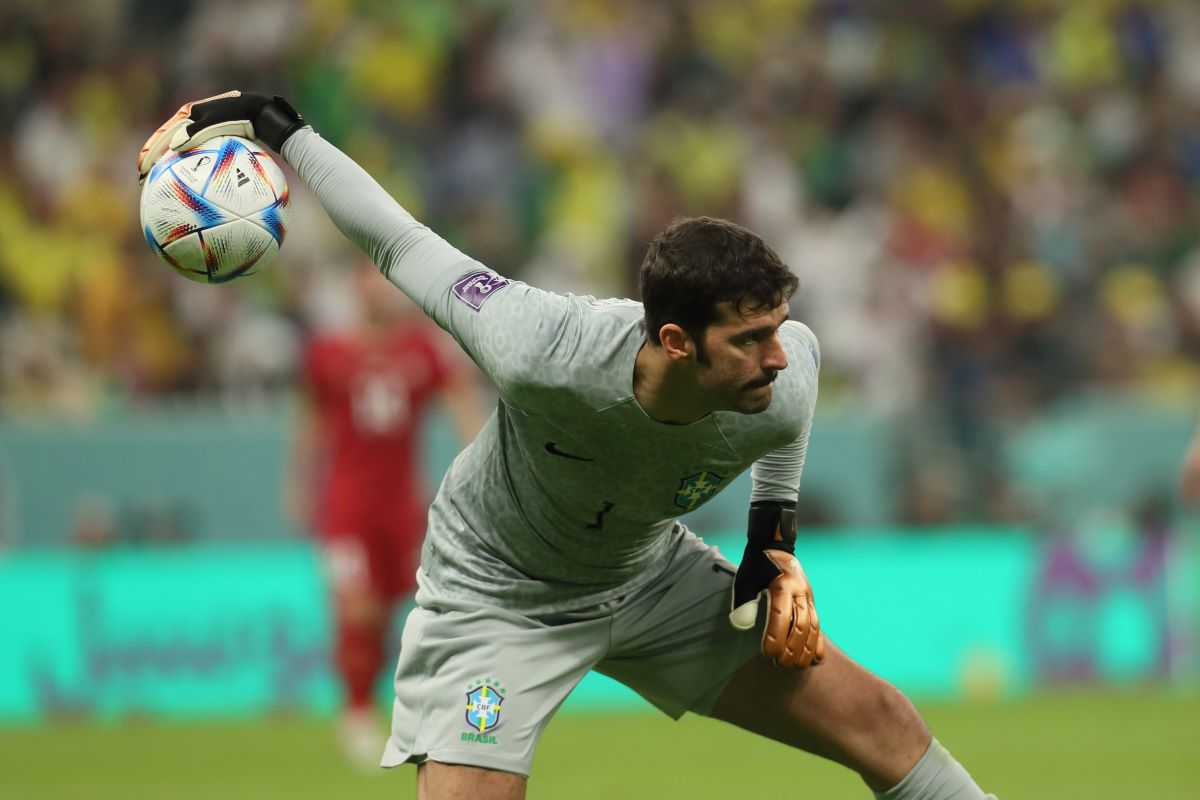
[727,427,825,669]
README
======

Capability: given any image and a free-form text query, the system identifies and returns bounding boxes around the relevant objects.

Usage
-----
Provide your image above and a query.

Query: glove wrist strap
[257,96,305,152]
[746,500,797,554]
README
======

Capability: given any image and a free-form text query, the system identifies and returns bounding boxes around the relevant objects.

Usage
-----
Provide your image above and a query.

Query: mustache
[745,372,778,389]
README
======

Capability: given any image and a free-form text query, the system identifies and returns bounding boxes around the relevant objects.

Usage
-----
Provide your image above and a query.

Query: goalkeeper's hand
[137,91,305,181]
[728,501,825,669]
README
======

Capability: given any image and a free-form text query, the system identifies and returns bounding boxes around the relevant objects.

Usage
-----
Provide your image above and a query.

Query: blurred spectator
[6,0,1200,524]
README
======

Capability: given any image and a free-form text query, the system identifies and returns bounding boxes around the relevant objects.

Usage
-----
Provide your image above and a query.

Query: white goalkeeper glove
[137,91,305,182]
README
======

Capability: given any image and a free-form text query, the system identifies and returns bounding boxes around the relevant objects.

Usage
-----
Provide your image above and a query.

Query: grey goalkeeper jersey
[284,129,820,616]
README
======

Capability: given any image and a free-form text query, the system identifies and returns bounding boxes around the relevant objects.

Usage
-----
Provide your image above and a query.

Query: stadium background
[1,0,1198,797]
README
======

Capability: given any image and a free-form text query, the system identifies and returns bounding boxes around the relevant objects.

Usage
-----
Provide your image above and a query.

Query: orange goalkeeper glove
[138,91,304,181]
[728,501,825,669]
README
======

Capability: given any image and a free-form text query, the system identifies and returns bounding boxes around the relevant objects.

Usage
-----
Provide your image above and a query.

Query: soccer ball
[139,135,290,283]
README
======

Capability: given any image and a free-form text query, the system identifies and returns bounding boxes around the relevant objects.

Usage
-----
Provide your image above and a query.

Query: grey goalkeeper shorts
[380,533,763,776]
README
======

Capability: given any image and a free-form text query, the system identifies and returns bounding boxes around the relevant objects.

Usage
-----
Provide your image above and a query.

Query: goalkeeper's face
[693,300,790,415]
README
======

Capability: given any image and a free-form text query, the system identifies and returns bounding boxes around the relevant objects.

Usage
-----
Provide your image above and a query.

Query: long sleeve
[281,127,476,311]
[749,424,810,503]
[280,127,573,396]
[748,321,820,504]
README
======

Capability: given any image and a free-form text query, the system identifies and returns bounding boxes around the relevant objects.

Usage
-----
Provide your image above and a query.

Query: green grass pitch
[1,688,1196,799]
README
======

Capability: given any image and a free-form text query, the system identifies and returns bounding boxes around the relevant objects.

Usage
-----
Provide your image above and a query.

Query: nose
[763,333,788,371]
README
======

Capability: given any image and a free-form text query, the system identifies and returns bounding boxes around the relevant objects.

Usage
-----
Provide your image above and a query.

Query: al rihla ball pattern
[139,135,290,284]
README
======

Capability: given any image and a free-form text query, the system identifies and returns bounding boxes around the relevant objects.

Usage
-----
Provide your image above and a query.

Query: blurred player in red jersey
[286,260,487,767]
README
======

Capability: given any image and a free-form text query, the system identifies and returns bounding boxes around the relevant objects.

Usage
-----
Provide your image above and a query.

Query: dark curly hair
[639,216,798,362]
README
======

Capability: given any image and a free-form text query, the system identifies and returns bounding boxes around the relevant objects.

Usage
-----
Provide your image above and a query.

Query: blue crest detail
[465,683,504,733]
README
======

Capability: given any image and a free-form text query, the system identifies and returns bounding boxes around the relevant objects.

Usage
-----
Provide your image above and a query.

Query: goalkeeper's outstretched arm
[137,92,562,386]
[280,128,478,316]
[137,92,475,311]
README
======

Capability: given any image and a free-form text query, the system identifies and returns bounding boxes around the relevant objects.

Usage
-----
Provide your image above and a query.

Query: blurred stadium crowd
[3,0,1200,524]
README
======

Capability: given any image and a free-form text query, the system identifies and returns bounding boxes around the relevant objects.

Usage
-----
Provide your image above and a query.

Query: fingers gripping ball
[137,91,242,179]
[137,91,304,180]
[139,135,290,283]
[729,501,826,669]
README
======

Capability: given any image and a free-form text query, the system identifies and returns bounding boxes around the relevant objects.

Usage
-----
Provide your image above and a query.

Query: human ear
[660,324,693,361]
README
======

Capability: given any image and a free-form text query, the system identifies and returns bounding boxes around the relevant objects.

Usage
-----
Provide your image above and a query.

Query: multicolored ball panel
[139,135,290,284]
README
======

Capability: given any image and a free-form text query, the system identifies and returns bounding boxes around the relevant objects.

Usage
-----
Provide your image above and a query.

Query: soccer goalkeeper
[139,93,996,800]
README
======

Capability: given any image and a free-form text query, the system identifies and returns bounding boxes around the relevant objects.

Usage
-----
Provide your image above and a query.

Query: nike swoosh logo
[544,442,594,462]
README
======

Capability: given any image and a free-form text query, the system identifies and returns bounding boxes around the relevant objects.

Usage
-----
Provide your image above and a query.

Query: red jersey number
[350,369,411,435]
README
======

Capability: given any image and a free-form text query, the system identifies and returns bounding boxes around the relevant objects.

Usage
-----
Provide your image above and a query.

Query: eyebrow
[732,313,789,340]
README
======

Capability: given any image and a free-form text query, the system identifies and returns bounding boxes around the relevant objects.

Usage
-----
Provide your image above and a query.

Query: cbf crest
[675,470,724,511]
[465,678,505,735]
